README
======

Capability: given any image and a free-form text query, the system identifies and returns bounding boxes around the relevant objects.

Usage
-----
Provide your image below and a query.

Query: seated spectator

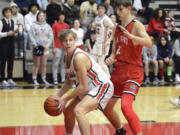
[71,19,84,50]
[13,0,37,15]
[157,35,173,83]
[143,37,159,84]
[85,21,96,53]
[103,0,114,16]
[147,8,168,40]
[52,12,70,85]
[46,0,62,26]
[165,10,180,41]
[37,0,49,11]
[29,11,53,85]
[10,3,27,56]
[80,0,98,32]
[24,3,39,50]
[0,7,19,87]
[173,39,180,83]
[63,0,80,27]
[133,0,153,24]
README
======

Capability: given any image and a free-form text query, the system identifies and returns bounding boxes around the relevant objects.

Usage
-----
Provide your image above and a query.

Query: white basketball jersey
[65,48,110,91]
[94,14,114,44]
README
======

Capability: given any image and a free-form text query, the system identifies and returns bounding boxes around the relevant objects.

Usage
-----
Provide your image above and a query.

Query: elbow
[145,39,153,48]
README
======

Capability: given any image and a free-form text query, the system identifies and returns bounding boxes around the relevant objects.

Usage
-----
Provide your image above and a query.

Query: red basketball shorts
[111,62,144,97]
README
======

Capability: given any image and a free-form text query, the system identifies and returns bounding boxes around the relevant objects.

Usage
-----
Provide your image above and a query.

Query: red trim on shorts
[97,83,108,100]
[88,70,101,85]
[76,45,84,50]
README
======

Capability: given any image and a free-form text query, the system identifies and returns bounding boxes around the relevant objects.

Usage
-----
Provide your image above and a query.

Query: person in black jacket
[46,0,62,26]
[0,7,19,87]
[63,0,80,27]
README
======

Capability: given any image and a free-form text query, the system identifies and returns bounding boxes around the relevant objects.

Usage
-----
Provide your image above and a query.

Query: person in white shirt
[91,3,114,78]
[24,3,39,50]
[71,19,84,50]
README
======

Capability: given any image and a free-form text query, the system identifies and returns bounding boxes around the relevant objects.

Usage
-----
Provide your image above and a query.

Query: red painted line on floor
[0,123,180,135]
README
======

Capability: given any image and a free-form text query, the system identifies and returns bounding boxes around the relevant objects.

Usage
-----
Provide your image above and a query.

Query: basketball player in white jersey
[91,3,114,78]
[52,29,114,135]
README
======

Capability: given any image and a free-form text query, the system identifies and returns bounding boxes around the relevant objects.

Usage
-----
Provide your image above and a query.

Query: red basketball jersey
[114,19,143,67]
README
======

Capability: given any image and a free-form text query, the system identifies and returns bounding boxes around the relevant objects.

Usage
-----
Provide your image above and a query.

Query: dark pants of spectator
[174,55,180,74]
[147,30,164,40]
[0,38,15,80]
[170,31,180,40]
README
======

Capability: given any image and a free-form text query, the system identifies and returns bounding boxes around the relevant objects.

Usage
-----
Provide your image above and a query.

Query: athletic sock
[167,66,173,76]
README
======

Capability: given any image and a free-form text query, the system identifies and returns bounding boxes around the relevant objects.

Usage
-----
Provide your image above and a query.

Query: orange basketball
[44,96,63,116]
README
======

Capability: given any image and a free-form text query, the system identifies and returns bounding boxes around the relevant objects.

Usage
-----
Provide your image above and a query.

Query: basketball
[44,96,63,116]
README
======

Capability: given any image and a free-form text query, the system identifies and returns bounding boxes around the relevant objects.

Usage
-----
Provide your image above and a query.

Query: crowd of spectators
[1,0,180,86]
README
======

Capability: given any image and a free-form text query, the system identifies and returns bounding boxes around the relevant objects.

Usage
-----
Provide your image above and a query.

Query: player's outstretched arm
[63,53,89,102]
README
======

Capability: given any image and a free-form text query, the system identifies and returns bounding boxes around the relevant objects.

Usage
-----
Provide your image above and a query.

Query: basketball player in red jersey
[105,0,152,135]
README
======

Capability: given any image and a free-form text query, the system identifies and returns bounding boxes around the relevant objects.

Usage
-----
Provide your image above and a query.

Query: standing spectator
[143,37,159,84]
[103,0,114,16]
[71,19,84,50]
[24,3,39,50]
[0,7,19,87]
[164,10,180,41]
[147,8,168,39]
[157,35,173,83]
[63,0,80,27]
[52,12,70,85]
[10,3,27,56]
[14,0,37,15]
[37,0,49,11]
[46,0,62,26]
[173,39,180,83]
[29,11,53,85]
[80,0,98,32]
[91,3,114,78]
[85,21,96,53]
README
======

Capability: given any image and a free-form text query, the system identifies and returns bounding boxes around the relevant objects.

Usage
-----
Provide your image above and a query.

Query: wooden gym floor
[0,82,180,135]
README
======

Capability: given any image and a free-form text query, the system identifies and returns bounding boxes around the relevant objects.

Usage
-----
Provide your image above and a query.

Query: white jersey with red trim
[66,48,110,88]
[65,48,113,110]
[94,14,114,44]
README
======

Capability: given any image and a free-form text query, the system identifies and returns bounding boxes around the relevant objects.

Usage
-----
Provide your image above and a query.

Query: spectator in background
[165,10,180,41]
[147,8,168,40]
[46,0,62,26]
[80,0,98,32]
[157,35,173,83]
[24,3,39,50]
[143,37,159,84]
[71,19,84,50]
[37,0,49,11]
[103,0,114,16]
[0,7,19,87]
[85,21,96,53]
[29,11,53,85]
[10,3,27,55]
[13,0,37,15]
[52,12,70,85]
[133,0,153,24]
[173,39,180,83]
[63,0,80,27]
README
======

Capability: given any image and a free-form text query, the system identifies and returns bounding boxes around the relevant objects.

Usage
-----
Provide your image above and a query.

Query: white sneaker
[175,74,180,83]
[33,79,39,86]
[171,98,180,107]
[2,80,10,87]
[8,79,16,86]
[42,79,50,85]
[53,80,58,85]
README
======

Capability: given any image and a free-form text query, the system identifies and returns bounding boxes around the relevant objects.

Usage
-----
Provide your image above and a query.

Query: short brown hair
[115,0,132,8]
[58,29,77,41]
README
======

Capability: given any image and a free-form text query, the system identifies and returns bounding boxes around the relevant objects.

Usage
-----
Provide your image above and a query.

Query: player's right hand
[105,57,117,65]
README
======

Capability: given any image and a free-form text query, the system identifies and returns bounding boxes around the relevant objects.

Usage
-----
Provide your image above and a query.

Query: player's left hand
[118,25,134,39]
[57,98,67,113]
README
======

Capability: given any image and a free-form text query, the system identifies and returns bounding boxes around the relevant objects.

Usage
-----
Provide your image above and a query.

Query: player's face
[61,34,76,53]
[98,6,106,17]
[116,5,130,21]
[160,37,167,46]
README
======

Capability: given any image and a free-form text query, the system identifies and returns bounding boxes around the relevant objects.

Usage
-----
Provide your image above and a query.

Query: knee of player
[121,100,133,113]
[74,105,86,117]
[64,107,74,118]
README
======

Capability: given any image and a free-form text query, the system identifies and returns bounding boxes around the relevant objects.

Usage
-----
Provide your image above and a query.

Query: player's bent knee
[74,105,85,117]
